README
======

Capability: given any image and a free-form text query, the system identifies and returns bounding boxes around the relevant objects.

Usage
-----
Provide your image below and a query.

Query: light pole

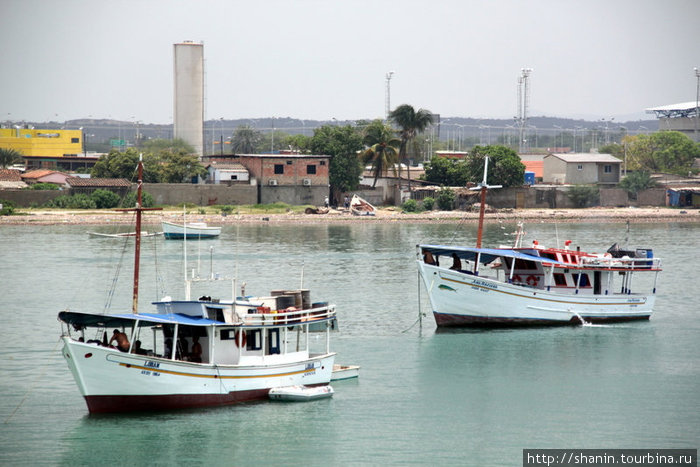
[553,125,562,150]
[385,71,395,121]
[694,67,700,142]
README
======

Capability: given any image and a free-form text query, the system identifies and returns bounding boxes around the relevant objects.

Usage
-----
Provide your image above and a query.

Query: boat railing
[579,255,661,270]
[240,303,336,327]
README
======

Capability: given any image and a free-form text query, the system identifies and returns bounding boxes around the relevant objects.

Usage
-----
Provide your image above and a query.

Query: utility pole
[517,68,532,154]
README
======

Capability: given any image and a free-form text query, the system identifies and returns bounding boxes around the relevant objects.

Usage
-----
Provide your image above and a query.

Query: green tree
[360,120,400,187]
[618,171,657,200]
[423,156,470,186]
[0,148,23,168]
[309,125,363,203]
[436,187,456,210]
[566,185,599,208]
[90,189,121,209]
[121,190,155,208]
[626,131,700,174]
[230,125,262,154]
[282,134,312,153]
[0,199,15,215]
[389,104,434,191]
[159,151,206,183]
[91,149,161,182]
[467,145,525,188]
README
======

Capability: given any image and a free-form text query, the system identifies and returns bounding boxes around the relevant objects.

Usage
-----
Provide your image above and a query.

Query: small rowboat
[268,385,334,402]
[88,231,162,238]
[331,364,360,381]
[162,221,221,239]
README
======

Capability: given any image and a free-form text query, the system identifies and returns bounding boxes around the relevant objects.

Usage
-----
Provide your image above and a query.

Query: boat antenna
[116,154,161,314]
[469,156,502,248]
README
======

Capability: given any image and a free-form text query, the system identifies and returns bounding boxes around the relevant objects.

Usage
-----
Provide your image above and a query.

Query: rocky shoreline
[1,206,699,226]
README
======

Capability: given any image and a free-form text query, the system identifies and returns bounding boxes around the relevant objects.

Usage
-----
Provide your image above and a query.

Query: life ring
[526,275,539,287]
[234,330,247,348]
[511,274,522,283]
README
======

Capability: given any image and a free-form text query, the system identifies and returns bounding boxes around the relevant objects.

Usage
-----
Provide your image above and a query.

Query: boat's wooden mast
[472,157,501,249]
[132,159,143,314]
[116,155,161,314]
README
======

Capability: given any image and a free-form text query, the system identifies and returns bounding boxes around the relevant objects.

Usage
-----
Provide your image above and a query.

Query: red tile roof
[66,177,132,187]
[21,169,59,180]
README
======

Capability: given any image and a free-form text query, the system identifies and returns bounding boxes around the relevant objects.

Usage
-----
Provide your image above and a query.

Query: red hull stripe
[84,388,270,413]
[434,312,650,327]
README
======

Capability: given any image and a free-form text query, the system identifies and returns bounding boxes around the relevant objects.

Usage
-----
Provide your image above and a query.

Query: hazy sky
[2,0,698,124]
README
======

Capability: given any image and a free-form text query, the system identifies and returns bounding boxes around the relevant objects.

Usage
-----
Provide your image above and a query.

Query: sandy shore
[1,206,698,226]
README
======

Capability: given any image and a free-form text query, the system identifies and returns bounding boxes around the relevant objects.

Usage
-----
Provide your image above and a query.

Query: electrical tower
[516,68,532,154]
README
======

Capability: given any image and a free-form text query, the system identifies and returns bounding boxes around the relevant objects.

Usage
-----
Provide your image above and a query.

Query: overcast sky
[2,0,698,125]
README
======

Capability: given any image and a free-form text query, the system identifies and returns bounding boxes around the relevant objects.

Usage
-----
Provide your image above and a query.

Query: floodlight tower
[385,71,395,121]
[517,68,532,154]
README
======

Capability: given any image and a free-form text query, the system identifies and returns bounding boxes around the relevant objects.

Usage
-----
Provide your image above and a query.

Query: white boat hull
[331,364,360,381]
[61,337,335,413]
[268,385,334,401]
[162,221,221,239]
[418,262,655,326]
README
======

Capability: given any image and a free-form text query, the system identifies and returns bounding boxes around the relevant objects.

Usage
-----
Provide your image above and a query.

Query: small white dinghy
[268,385,334,402]
[331,364,360,381]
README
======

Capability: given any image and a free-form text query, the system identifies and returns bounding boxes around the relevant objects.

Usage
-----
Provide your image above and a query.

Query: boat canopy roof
[418,244,569,266]
[58,311,220,329]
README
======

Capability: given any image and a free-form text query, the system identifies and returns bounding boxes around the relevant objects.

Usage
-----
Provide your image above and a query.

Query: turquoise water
[1,220,699,465]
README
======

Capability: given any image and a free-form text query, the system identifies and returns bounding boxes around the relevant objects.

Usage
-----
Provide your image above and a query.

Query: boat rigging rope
[4,337,63,424]
[103,212,134,313]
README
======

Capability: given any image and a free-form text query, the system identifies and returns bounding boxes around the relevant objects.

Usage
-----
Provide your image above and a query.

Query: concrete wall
[143,183,257,206]
[259,185,327,206]
[0,189,64,207]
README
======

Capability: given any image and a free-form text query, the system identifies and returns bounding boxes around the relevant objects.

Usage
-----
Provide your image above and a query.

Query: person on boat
[163,338,173,359]
[132,340,148,355]
[423,249,436,265]
[190,336,202,363]
[450,253,462,271]
[109,329,130,352]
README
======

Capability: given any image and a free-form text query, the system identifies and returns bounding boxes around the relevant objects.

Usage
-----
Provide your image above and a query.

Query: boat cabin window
[540,252,557,261]
[503,258,538,270]
[267,329,280,355]
[572,273,591,287]
[246,330,262,351]
[206,307,225,322]
[553,273,567,286]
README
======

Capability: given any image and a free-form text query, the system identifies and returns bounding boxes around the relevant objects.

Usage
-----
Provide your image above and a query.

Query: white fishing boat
[350,194,375,216]
[331,364,360,381]
[162,220,221,239]
[417,158,662,327]
[268,385,334,401]
[58,159,337,413]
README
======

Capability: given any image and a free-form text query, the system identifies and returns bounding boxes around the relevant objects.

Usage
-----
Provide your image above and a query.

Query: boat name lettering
[144,361,160,369]
[472,280,497,290]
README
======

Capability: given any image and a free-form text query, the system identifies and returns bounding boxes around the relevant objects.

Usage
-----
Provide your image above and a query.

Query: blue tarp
[418,244,569,266]
[58,311,220,328]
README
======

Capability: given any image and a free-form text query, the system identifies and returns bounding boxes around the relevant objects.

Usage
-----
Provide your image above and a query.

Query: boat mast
[117,155,161,314]
[471,156,502,248]
[132,158,143,313]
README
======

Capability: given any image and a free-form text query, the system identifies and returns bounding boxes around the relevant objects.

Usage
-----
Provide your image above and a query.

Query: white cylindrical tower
[173,41,204,158]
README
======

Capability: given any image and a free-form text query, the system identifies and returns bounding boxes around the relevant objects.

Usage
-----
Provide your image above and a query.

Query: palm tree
[0,148,23,168]
[230,125,262,154]
[389,104,434,194]
[361,120,400,187]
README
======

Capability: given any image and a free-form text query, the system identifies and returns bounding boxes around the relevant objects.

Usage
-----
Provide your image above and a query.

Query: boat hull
[62,338,335,413]
[161,221,221,239]
[419,262,655,327]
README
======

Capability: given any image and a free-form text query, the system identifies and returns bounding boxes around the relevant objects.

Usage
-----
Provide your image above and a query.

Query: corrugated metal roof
[66,177,131,187]
[545,153,621,163]
[207,163,248,171]
[645,102,698,112]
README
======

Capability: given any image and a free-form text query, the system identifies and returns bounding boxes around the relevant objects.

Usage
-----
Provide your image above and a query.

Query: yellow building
[0,127,83,158]
[0,127,96,170]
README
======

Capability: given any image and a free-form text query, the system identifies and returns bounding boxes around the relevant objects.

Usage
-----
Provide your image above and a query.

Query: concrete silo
[173,41,204,158]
